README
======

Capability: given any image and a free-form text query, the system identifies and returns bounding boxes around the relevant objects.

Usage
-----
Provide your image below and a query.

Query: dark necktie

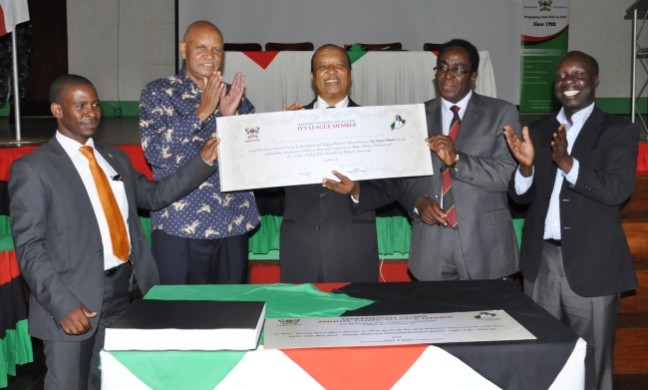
[442,105,460,229]
[79,146,130,261]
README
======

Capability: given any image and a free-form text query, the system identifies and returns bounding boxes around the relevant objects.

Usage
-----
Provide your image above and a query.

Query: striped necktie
[442,105,460,228]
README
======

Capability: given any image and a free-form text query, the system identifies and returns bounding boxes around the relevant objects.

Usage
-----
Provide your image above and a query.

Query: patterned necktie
[442,105,461,229]
[79,146,130,261]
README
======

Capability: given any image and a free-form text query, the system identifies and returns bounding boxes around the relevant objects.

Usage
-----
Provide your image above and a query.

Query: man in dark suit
[504,51,639,390]
[9,74,219,390]
[278,44,385,283]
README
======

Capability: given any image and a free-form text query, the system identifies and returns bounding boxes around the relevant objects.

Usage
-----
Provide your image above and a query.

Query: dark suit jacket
[361,93,521,280]
[280,98,381,282]
[509,108,639,296]
[9,137,216,341]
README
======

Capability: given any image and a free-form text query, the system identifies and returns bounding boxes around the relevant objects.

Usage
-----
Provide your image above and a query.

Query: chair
[423,43,442,53]
[224,43,263,51]
[265,42,314,51]
[352,42,403,51]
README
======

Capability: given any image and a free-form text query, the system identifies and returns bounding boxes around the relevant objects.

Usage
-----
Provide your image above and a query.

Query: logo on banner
[537,0,552,11]
[245,126,260,141]
[390,114,406,130]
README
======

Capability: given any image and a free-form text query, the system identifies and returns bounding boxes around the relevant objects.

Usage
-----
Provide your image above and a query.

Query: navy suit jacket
[509,107,639,296]
[280,98,382,282]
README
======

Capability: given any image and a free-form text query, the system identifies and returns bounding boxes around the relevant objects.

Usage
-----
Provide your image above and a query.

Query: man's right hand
[60,306,97,335]
[503,125,534,177]
[199,137,220,164]
[196,71,226,122]
[416,196,449,226]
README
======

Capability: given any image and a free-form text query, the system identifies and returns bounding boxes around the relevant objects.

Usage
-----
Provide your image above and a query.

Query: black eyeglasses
[434,65,471,78]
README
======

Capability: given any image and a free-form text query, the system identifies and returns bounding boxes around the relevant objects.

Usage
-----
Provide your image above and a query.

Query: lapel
[426,98,443,137]
[455,93,484,150]
[45,137,100,229]
[569,107,605,158]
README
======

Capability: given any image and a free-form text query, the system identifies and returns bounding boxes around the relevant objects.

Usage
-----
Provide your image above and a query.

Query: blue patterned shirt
[139,71,259,239]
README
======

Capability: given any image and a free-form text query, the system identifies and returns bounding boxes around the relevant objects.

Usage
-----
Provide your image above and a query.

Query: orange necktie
[79,146,130,261]
[442,105,460,229]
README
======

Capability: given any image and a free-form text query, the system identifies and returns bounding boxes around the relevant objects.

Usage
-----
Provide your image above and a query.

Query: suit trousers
[524,241,619,390]
[42,262,131,390]
[152,230,249,284]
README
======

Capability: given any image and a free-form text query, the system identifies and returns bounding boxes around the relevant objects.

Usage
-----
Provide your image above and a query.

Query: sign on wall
[520,0,569,113]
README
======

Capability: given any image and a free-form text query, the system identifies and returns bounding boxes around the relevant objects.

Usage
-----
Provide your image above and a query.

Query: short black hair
[310,44,352,73]
[438,39,480,73]
[561,51,599,76]
[49,74,94,104]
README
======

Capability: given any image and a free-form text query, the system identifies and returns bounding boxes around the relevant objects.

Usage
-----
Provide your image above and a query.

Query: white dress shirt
[56,132,131,270]
[514,102,594,240]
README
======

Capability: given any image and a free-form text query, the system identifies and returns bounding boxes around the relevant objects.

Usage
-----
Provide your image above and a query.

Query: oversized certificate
[263,310,536,349]
[216,104,432,192]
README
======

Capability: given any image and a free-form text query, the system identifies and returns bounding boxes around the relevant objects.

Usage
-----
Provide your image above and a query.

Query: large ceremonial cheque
[216,104,432,192]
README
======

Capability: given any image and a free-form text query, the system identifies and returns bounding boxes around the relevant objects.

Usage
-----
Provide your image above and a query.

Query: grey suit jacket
[400,93,520,280]
[9,137,216,341]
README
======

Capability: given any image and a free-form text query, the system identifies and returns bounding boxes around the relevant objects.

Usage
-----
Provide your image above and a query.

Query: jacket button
[320,193,326,198]
[315,225,320,230]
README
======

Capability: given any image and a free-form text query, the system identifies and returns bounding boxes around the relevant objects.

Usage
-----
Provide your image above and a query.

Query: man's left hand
[551,124,573,172]
[219,72,246,116]
[322,170,360,198]
[427,135,457,166]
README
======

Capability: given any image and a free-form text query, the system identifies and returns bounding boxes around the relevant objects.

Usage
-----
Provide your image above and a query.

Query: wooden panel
[615,327,648,374]
[620,269,648,313]
[623,222,648,261]
[622,174,648,221]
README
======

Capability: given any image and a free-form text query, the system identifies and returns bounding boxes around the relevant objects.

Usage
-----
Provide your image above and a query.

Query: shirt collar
[315,95,350,109]
[556,102,595,129]
[56,131,95,155]
[441,90,473,118]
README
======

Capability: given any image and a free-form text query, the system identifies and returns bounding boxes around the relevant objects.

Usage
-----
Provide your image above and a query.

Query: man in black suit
[504,51,639,390]
[278,44,384,283]
[9,74,219,389]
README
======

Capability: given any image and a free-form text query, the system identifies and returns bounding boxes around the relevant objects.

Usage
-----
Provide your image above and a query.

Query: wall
[66,0,644,115]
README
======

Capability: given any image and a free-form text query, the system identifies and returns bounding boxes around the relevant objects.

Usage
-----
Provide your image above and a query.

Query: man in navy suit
[9,74,218,389]
[504,51,639,390]
[279,44,388,283]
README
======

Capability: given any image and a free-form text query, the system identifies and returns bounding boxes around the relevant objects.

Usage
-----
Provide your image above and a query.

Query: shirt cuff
[514,165,534,195]
[562,158,579,185]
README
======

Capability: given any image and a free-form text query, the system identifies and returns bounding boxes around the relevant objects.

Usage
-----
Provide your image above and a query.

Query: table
[221,50,497,113]
[100,281,585,389]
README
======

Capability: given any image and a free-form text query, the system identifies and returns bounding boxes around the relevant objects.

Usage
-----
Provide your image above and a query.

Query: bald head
[183,21,222,42]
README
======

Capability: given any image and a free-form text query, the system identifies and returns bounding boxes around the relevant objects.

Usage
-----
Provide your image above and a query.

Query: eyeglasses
[434,65,471,77]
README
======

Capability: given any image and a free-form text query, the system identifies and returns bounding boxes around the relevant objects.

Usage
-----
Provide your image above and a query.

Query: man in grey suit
[333,39,521,281]
[9,74,219,390]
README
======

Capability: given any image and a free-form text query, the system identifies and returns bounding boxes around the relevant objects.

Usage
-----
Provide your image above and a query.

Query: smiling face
[310,45,352,105]
[554,53,599,119]
[180,22,224,88]
[434,46,478,103]
[51,83,101,144]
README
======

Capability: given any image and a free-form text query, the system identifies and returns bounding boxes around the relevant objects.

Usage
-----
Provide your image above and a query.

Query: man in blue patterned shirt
[139,21,259,284]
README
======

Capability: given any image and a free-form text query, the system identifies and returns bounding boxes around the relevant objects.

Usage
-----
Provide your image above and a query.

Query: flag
[0,0,30,36]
